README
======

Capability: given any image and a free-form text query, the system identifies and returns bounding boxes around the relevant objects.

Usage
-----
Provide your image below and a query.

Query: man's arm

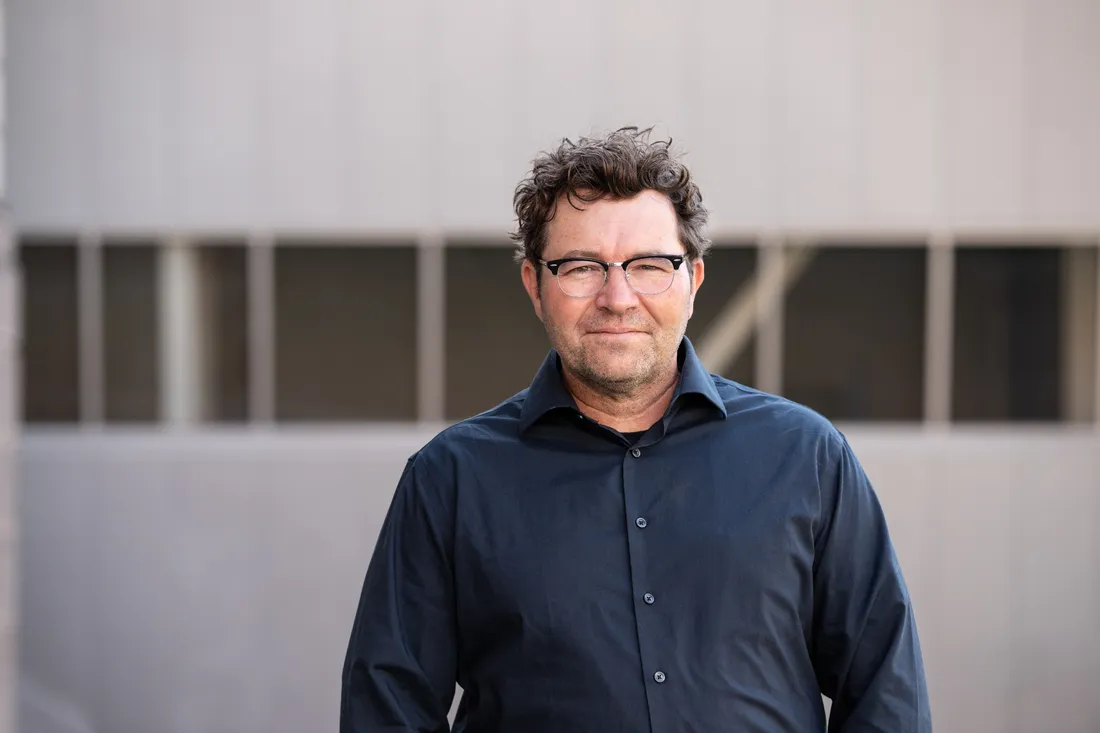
[810,434,933,732]
[341,456,457,733]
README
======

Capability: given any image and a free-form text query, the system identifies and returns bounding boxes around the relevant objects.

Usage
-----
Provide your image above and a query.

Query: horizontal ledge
[13,228,1100,248]
[20,422,1100,439]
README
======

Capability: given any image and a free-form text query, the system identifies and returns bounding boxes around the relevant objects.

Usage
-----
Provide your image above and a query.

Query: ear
[521,259,545,322]
[687,256,704,319]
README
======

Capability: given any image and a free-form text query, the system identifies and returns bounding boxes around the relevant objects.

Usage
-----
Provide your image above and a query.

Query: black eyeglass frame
[538,254,687,297]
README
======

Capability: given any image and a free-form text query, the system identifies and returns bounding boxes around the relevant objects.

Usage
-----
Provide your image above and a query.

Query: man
[341,128,932,732]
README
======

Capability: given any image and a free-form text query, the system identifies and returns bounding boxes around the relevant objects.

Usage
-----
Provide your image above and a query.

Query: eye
[628,258,675,273]
[559,262,602,277]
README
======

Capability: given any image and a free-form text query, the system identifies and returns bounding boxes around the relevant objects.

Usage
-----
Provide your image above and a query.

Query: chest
[451,439,819,633]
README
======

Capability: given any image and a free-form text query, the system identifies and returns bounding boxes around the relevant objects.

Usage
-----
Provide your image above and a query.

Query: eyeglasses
[539,255,686,298]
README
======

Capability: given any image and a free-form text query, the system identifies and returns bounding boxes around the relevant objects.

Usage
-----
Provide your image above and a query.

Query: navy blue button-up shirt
[341,339,931,732]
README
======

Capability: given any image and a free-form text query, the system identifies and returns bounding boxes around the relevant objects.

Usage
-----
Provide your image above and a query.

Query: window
[20,239,79,422]
[103,243,159,422]
[445,246,548,421]
[685,246,757,387]
[18,234,1094,427]
[953,247,1062,421]
[784,247,926,421]
[198,243,249,422]
[274,244,417,421]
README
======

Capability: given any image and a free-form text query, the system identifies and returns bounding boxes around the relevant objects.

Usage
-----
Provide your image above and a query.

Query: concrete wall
[1,0,20,729]
[8,3,1100,733]
[17,427,1100,733]
[8,0,1100,235]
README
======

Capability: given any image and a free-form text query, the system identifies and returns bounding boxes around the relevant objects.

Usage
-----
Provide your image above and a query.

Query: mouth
[587,330,647,337]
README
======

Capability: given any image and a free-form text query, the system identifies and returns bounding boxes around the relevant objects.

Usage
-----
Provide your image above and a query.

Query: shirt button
[635,517,647,529]
[643,593,655,605]
[654,671,666,683]
[630,447,642,458]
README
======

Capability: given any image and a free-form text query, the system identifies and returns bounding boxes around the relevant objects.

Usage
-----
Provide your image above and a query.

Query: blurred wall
[1,0,21,730]
[17,429,1100,733]
[8,0,1100,235]
[7,1,1100,732]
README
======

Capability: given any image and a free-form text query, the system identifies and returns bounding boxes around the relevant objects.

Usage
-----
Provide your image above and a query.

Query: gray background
[4,0,1100,731]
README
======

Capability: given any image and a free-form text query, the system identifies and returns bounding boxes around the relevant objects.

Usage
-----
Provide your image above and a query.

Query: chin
[591,353,650,381]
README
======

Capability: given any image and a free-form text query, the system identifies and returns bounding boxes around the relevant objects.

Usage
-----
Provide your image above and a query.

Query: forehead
[544,191,681,257]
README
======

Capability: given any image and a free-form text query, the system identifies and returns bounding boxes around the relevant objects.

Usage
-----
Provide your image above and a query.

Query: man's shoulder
[408,388,530,468]
[708,374,842,446]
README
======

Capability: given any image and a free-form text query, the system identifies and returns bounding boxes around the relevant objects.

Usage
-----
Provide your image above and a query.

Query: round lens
[625,258,676,295]
[556,261,605,297]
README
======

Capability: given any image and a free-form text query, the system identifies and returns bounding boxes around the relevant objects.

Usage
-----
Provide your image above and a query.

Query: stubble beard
[544,317,688,401]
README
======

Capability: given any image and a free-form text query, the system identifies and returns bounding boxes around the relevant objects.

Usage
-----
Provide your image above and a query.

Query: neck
[562,361,679,433]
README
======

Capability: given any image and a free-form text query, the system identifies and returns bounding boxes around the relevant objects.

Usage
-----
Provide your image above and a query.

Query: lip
[588,330,646,336]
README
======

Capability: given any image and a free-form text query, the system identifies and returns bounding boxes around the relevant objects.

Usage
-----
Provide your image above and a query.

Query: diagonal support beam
[696,239,817,380]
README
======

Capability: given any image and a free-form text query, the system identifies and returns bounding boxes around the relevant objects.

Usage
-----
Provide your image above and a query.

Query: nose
[594,264,639,312]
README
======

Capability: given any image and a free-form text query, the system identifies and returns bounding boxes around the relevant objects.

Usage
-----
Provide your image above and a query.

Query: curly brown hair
[511,127,710,267]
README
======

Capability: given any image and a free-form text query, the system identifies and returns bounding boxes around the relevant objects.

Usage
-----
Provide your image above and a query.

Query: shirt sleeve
[810,434,933,733]
[340,455,458,733]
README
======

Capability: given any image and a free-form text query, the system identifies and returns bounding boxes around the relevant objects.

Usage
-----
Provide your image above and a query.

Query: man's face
[521,191,705,397]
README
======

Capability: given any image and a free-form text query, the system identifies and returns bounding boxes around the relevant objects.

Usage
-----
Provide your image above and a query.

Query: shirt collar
[674,336,728,418]
[518,336,727,434]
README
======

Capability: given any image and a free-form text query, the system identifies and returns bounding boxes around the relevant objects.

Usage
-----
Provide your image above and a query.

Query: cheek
[651,290,694,326]
[543,296,588,331]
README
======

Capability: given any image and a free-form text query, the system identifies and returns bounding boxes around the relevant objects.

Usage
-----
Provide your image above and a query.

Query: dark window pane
[103,244,159,422]
[445,247,547,421]
[953,247,1061,421]
[784,247,926,421]
[200,244,248,422]
[275,245,417,421]
[20,240,79,422]
[685,246,757,387]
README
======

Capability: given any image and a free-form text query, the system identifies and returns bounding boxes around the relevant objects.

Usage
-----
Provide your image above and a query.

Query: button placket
[622,443,664,719]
